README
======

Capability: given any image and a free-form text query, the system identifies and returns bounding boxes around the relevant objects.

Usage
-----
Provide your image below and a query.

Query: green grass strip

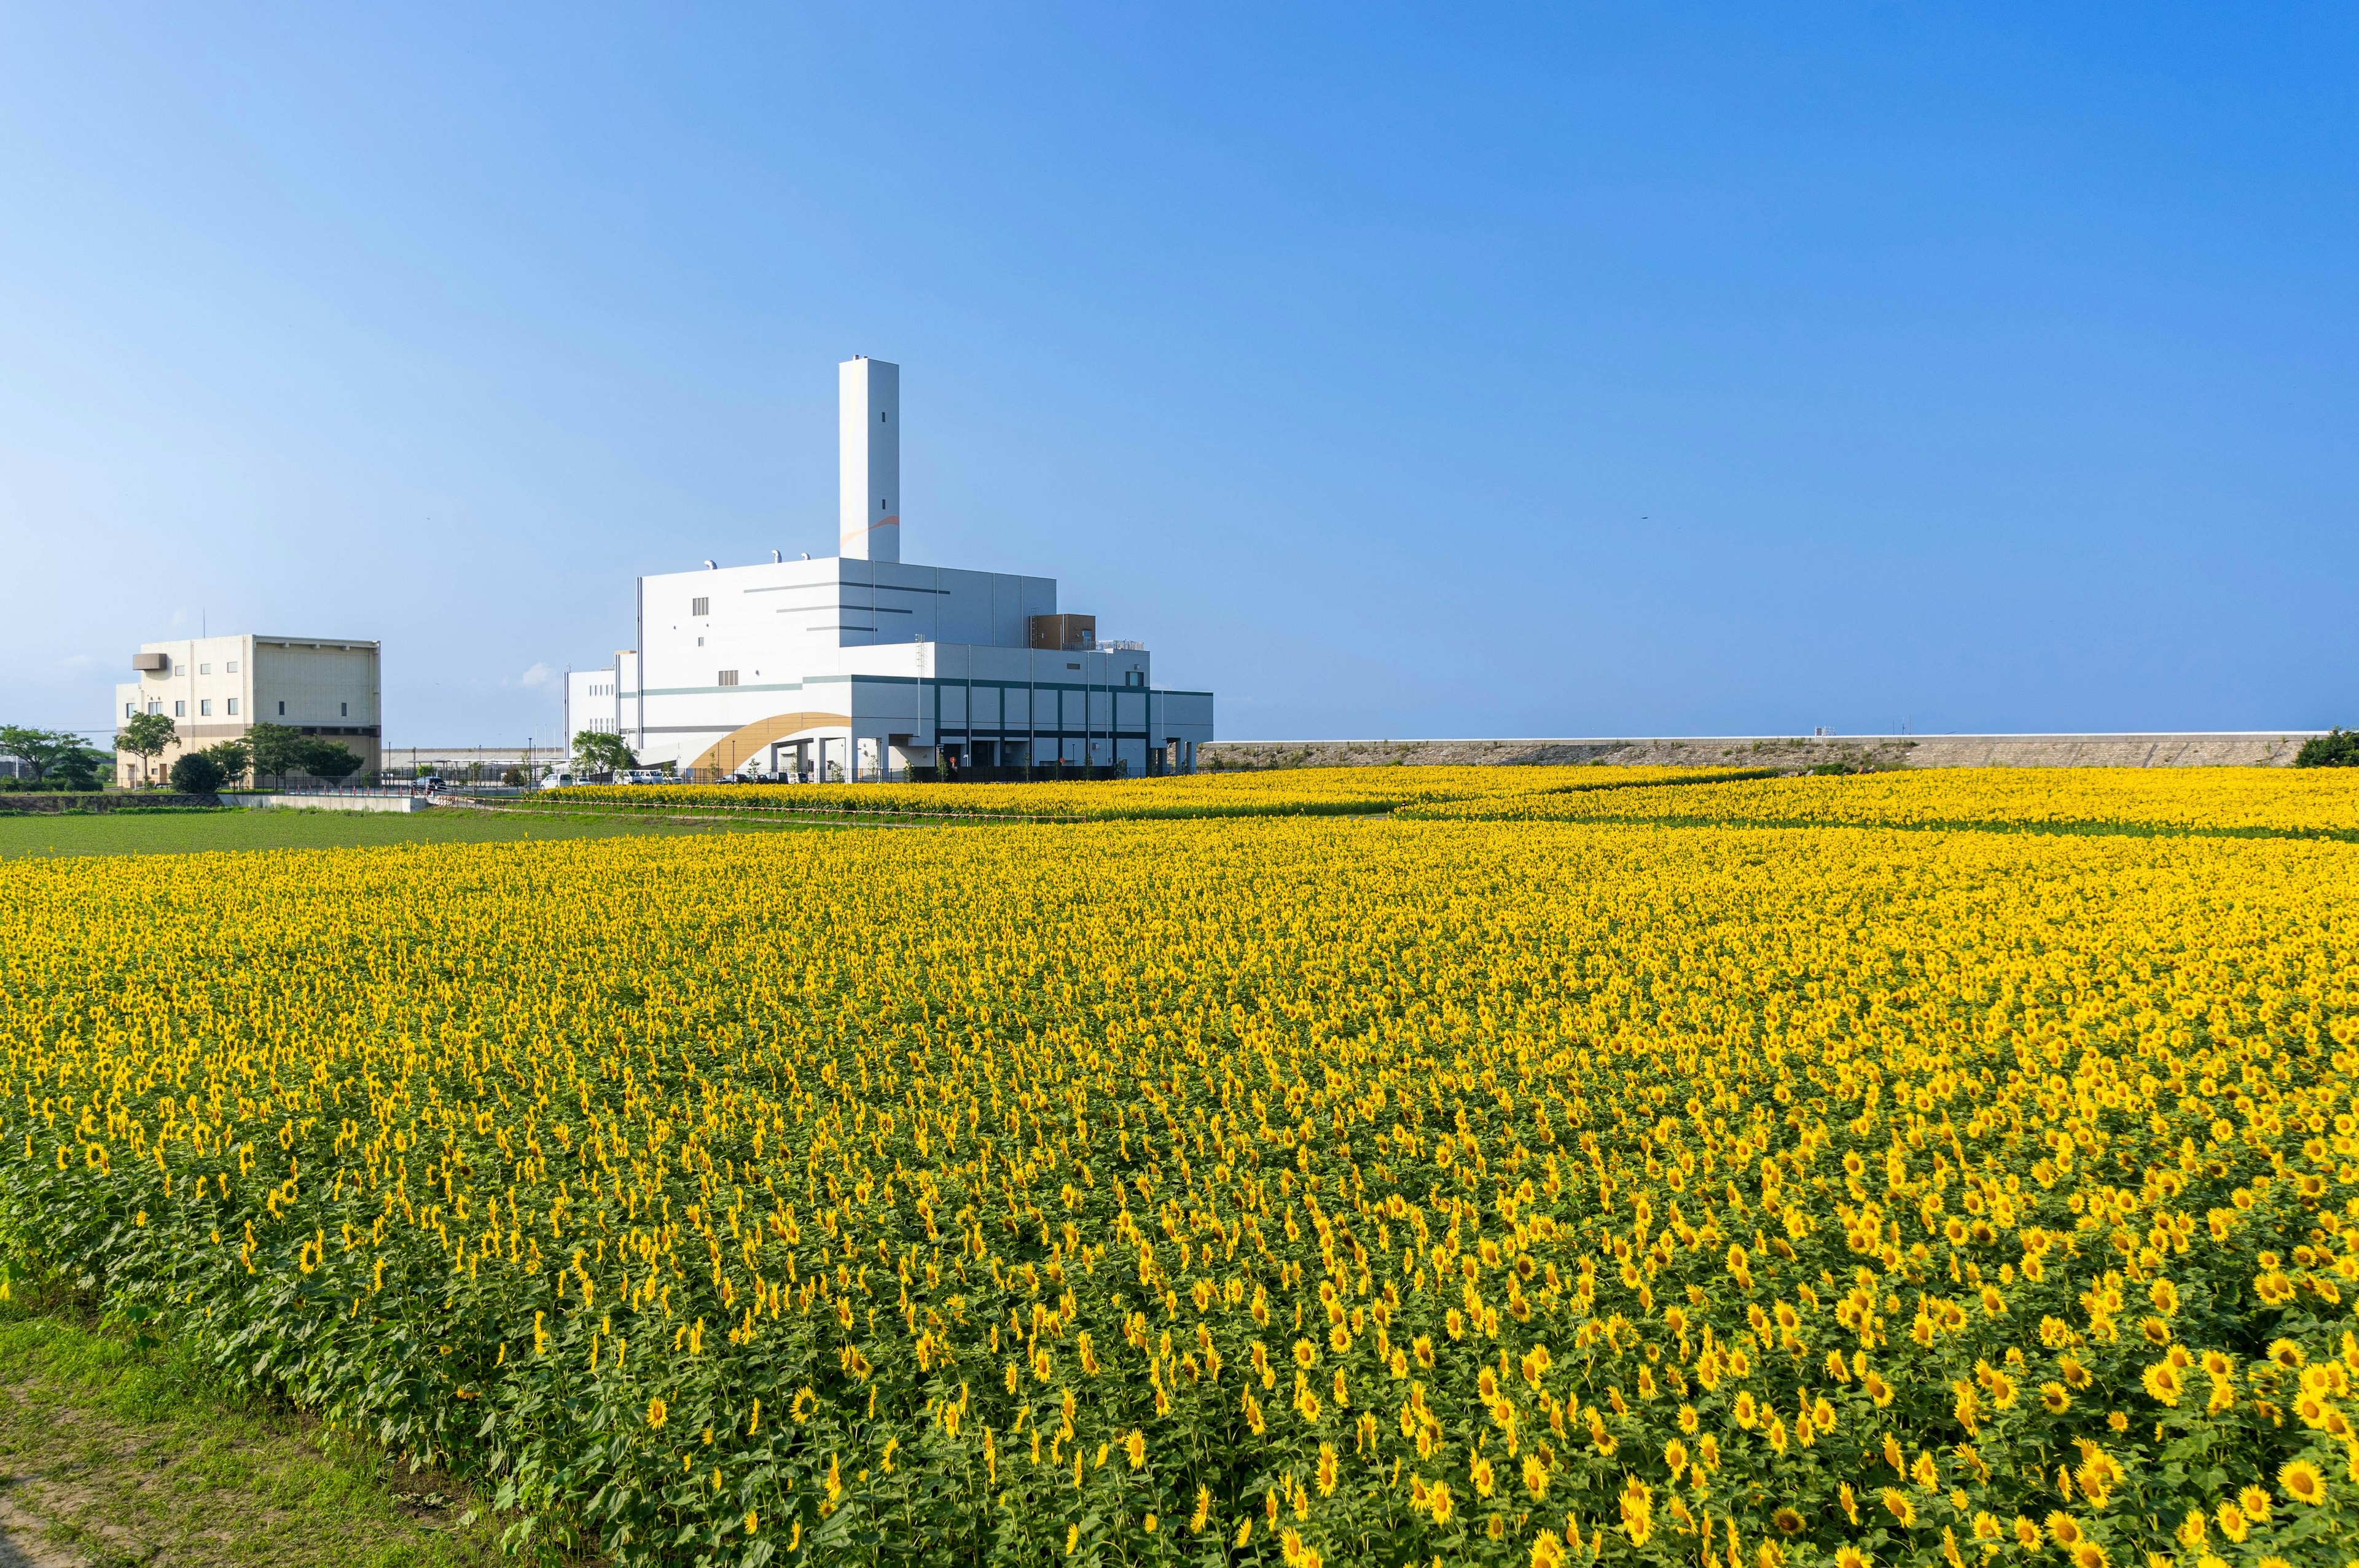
[0,1301,506,1566]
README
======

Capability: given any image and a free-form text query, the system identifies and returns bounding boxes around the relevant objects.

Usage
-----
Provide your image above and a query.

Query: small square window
[227,698,240,716]
[227,660,239,673]
[341,701,348,716]
[198,663,211,675]
[718,670,740,687]
[278,701,285,716]
[125,701,135,718]
[174,700,186,717]
[692,596,710,617]
[200,699,212,716]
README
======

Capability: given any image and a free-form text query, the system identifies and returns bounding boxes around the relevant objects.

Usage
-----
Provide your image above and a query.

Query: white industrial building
[564,357,1213,780]
[114,634,381,786]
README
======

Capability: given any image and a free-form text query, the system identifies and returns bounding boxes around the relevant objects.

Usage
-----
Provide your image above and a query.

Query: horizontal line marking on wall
[741,583,952,595]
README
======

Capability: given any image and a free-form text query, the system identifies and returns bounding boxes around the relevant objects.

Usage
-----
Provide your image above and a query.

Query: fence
[520,762,1130,790]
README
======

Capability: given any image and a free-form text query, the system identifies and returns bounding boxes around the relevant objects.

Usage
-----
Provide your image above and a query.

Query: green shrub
[168,752,225,795]
[2294,727,2359,767]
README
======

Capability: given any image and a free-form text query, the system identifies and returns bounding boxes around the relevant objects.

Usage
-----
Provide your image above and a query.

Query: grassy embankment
[0,806,884,860]
[0,1299,505,1567]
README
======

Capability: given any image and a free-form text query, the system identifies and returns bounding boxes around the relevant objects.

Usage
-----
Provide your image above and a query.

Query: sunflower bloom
[2279,1459,2326,1505]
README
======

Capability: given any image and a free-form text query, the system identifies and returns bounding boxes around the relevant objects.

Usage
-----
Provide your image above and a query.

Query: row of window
[131,698,240,718]
[152,658,240,676]
[125,700,354,719]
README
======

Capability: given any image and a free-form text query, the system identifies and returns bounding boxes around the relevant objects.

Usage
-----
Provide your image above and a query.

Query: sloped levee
[1200,731,2317,770]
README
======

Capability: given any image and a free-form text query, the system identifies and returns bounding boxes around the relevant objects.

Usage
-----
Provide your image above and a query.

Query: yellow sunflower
[2278,1458,2326,1506]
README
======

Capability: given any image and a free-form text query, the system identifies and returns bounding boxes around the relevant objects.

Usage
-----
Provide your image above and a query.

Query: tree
[245,724,308,788]
[0,725,90,782]
[301,737,364,782]
[573,730,636,775]
[168,751,225,795]
[117,712,176,786]
[2295,727,2359,768]
[50,744,106,791]
[202,739,251,789]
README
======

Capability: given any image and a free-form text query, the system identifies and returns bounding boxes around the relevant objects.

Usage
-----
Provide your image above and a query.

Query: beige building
[115,634,381,786]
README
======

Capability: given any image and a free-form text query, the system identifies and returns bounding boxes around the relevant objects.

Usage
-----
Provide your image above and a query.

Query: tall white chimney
[839,356,900,563]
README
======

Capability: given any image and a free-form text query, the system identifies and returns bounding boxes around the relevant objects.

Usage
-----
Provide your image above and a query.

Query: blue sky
[2,6,2353,744]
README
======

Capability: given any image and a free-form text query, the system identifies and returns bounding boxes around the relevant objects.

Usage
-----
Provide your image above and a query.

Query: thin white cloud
[517,661,557,688]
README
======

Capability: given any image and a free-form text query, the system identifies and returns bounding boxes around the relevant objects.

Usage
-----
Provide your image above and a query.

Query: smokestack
[839,356,900,563]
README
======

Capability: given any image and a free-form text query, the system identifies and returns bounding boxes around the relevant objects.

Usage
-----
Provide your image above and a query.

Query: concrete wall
[223,792,430,813]
[1202,732,2322,771]
[640,557,1056,670]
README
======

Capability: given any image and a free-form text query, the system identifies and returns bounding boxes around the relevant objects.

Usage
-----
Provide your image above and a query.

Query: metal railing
[529,763,1144,789]
[230,783,440,798]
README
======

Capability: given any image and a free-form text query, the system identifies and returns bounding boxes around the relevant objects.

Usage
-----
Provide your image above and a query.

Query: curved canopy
[685,711,853,777]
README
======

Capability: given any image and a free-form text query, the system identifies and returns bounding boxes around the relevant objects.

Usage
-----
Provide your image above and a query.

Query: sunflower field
[1398,768,2359,839]
[534,764,1775,820]
[1,771,2356,1568]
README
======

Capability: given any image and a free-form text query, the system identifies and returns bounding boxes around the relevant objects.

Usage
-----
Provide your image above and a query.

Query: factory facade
[565,357,1213,779]
[114,634,381,786]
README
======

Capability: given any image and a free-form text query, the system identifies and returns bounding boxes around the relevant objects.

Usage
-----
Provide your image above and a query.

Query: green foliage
[0,1308,507,1566]
[246,724,310,787]
[167,751,225,795]
[0,732,106,791]
[574,731,638,774]
[302,738,365,782]
[0,725,99,784]
[2294,728,2359,768]
[116,712,177,782]
[52,743,107,790]
[202,738,252,788]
